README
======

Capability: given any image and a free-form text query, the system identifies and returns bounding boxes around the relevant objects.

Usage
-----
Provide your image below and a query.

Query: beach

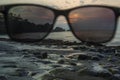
[0,0,120,79]
[0,38,120,80]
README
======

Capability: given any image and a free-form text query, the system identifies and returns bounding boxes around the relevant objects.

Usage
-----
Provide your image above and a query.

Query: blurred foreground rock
[0,41,120,80]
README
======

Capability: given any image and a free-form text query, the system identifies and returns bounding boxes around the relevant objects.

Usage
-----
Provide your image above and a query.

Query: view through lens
[8,6,54,41]
[69,7,116,43]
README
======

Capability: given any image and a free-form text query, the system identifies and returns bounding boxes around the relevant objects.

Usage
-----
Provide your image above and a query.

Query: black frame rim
[67,6,118,43]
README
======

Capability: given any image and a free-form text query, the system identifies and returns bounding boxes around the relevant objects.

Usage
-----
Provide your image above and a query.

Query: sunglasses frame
[1,4,120,43]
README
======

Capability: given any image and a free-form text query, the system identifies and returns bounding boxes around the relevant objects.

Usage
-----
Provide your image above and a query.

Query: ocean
[47,31,120,46]
[0,31,120,46]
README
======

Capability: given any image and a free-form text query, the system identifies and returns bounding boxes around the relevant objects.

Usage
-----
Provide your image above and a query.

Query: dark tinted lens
[8,6,54,41]
[69,7,116,43]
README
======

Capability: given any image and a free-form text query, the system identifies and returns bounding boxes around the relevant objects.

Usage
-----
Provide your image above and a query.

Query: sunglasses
[1,4,119,43]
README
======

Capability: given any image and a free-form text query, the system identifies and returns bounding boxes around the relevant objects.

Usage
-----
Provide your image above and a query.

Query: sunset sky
[1,0,120,31]
[1,0,120,9]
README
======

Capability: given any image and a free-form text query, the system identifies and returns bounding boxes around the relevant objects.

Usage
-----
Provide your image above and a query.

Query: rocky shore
[0,40,120,80]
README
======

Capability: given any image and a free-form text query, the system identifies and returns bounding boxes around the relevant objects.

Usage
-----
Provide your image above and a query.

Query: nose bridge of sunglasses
[46,16,79,41]
[53,16,70,31]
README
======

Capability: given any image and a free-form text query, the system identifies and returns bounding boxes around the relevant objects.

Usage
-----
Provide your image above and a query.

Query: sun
[69,13,85,23]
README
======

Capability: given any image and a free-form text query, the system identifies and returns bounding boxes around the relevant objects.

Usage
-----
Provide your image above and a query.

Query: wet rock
[41,67,106,80]
[113,74,120,80]
[66,52,102,61]
[72,46,88,51]
[0,42,17,51]
[57,59,65,64]
[79,68,112,78]
[15,69,29,77]
[38,60,52,64]
[66,53,89,59]
[69,62,77,66]
[97,54,105,58]
[51,64,62,68]
[78,54,100,61]
[47,68,79,79]
[78,54,91,60]
[33,52,48,59]
[88,63,112,78]
[89,48,98,52]
[7,76,35,80]
[29,72,38,76]
[97,47,115,53]
[0,76,7,80]
[52,78,65,80]
[109,68,120,74]
[115,53,120,57]
[41,73,55,80]
[92,56,100,61]
[2,64,17,68]
[108,57,118,62]
[60,55,64,58]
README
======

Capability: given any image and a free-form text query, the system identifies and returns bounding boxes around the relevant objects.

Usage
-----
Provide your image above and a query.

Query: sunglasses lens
[8,6,54,41]
[69,7,116,43]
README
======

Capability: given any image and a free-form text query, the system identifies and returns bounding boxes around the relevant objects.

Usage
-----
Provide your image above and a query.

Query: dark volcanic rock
[66,52,102,61]
[92,56,101,61]
[69,62,77,66]
[30,72,38,76]
[33,52,48,59]
[78,54,91,60]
